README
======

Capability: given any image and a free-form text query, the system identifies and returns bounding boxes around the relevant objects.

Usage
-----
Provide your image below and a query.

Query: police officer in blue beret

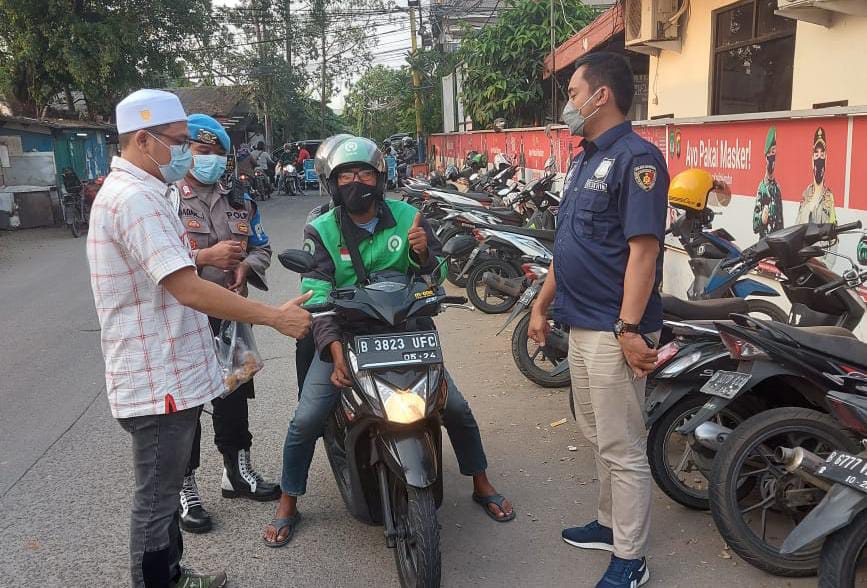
[173,114,279,534]
[528,52,669,588]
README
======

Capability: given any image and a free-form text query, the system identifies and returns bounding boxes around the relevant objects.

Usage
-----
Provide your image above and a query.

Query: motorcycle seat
[763,322,864,366]
[662,295,751,321]
[476,223,556,241]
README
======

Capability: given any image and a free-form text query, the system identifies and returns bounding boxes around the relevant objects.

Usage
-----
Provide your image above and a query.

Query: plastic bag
[214,320,264,397]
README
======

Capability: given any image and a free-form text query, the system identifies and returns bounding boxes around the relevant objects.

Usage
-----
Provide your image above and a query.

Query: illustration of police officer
[796,127,836,226]
[752,126,783,237]
[173,114,279,535]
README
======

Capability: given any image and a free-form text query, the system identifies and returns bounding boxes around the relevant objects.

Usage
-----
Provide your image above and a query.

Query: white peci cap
[115,89,187,134]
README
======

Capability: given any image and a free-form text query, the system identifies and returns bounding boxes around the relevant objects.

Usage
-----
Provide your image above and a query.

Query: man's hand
[228,261,250,294]
[527,308,551,346]
[270,291,313,338]
[761,205,769,226]
[618,333,658,379]
[200,240,244,270]
[330,342,353,388]
[408,212,429,264]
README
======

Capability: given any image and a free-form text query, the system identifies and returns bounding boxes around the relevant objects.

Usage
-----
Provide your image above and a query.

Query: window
[712,0,796,115]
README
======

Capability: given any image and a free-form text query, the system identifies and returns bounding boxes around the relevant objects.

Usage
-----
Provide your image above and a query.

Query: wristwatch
[613,318,641,339]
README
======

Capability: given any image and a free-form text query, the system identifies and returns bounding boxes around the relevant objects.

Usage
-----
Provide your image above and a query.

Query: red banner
[849,117,867,211]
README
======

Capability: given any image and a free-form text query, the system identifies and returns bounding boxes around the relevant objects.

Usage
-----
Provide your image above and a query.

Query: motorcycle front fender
[781,484,867,554]
[677,395,734,434]
[377,425,441,489]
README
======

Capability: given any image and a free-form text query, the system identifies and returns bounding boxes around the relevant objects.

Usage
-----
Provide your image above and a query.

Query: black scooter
[278,239,473,588]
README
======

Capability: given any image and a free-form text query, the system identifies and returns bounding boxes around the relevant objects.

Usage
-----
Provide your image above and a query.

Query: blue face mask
[190,154,228,184]
[147,132,193,184]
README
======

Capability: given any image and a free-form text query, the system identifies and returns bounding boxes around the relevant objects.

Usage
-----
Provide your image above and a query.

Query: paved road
[0,193,809,587]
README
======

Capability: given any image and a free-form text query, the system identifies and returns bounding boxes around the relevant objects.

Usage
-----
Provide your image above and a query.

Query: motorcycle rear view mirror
[279,249,315,273]
[442,234,477,258]
[544,155,557,172]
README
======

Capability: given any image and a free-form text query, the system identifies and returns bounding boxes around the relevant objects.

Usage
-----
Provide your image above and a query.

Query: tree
[344,48,452,142]
[458,0,596,128]
[0,0,214,118]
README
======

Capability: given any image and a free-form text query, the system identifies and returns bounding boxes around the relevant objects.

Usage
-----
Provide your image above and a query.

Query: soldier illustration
[796,127,836,225]
[753,126,784,237]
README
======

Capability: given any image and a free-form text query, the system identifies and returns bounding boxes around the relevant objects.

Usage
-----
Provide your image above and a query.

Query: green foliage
[344,48,453,142]
[458,0,596,128]
[0,0,212,117]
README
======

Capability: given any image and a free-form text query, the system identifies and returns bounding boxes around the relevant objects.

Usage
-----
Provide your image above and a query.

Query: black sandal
[472,493,516,522]
[262,512,301,548]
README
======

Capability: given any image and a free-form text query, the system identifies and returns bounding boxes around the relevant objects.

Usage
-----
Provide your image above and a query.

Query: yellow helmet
[668,168,715,212]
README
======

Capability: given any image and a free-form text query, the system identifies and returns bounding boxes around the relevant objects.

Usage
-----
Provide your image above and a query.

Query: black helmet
[428,170,445,187]
[444,164,459,181]
[315,135,386,203]
[402,136,414,147]
[383,139,391,147]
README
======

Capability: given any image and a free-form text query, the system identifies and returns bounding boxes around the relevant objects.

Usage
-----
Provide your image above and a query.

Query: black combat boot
[179,471,212,533]
[221,449,281,501]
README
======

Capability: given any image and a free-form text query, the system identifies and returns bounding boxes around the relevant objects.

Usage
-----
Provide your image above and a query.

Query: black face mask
[766,154,775,174]
[339,181,380,214]
[813,157,826,184]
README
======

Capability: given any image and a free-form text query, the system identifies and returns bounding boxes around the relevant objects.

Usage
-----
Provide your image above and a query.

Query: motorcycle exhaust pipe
[775,447,832,491]
[693,422,732,452]
[482,272,523,297]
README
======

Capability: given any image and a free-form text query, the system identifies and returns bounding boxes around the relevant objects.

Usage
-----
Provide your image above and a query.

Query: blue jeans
[281,355,488,496]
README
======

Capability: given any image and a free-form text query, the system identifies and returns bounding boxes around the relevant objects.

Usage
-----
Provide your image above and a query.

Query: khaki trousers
[568,327,652,560]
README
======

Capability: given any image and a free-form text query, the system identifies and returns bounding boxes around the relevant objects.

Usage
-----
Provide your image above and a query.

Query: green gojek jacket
[301,198,446,358]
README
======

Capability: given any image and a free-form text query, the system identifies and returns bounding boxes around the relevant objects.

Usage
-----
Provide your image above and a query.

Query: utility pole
[550,0,557,125]
[408,2,423,145]
[284,0,291,68]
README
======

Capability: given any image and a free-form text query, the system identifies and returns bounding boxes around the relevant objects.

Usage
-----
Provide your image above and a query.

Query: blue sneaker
[561,520,614,552]
[595,555,649,588]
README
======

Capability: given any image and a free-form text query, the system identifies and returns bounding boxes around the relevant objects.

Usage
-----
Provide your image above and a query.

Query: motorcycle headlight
[377,378,427,424]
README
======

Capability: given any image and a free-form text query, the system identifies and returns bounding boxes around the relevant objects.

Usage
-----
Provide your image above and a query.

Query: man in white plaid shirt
[88,89,311,588]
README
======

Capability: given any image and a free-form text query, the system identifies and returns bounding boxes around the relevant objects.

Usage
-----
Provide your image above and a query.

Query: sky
[211,0,418,111]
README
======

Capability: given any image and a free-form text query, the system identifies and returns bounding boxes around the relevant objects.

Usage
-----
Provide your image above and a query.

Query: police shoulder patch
[633,164,657,192]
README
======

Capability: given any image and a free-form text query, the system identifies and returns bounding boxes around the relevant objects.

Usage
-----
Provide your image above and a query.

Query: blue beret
[187,113,230,152]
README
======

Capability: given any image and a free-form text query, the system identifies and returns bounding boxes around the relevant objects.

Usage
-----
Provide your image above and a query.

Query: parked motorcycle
[780,388,867,586]
[705,300,867,577]
[645,220,863,511]
[277,238,474,588]
[61,168,103,238]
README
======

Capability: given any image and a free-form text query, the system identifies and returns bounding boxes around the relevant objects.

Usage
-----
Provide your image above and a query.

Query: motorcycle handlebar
[442,295,468,305]
[304,302,335,314]
[836,220,863,234]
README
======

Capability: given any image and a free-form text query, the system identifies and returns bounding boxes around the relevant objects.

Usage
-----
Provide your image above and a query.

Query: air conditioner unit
[776,0,867,27]
[624,0,681,46]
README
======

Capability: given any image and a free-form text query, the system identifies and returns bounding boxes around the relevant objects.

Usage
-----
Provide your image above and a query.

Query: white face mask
[562,88,602,136]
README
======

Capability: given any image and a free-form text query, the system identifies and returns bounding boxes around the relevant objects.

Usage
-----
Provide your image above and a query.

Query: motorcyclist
[399,135,417,165]
[172,114,279,534]
[263,136,515,547]
[382,139,395,157]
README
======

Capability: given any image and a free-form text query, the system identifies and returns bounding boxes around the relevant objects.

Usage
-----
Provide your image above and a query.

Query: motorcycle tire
[818,508,867,587]
[69,203,83,238]
[745,299,789,323]
[647,393,762,511]
[390,476,441,588]
[440,226,471,287]
[466,259,520,314]
[510,312,570,388]
[709,407,859,577]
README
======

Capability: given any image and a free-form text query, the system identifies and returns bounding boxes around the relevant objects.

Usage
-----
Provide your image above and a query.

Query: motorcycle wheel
[390,476,441,588]
[709,407,859,577]
[647,393,761,511]
[818,508,867,587]
[68,202,83,238]
[439,226,471,287]
[323,415,353,510]
[466,259,520,314]
[510,312,570,388]
[745,299,789,323]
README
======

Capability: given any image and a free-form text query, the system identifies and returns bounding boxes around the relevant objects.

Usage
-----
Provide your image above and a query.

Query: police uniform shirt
[554,121,669,333]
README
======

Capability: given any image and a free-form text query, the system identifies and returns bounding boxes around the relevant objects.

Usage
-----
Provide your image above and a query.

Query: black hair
[256,141,265,150]
[573,52,635,115]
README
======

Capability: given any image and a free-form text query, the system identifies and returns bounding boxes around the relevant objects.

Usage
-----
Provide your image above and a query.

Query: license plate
[518,284,539,305]
[816,451,867,492]
[354,331,441,369]
[700,370,752,399]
